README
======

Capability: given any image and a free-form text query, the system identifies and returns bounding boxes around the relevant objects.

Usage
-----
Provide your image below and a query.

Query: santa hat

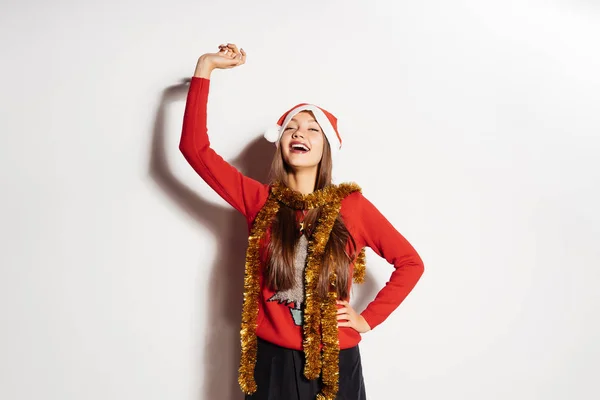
[264,103,343,156]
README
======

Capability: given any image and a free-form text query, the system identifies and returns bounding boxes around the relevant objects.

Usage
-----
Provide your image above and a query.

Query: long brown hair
[265,112,356,300]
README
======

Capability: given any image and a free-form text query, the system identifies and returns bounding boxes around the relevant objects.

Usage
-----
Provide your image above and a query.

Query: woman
[180,43,425,400]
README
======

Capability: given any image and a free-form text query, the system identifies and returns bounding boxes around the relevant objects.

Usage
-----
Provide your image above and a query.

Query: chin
[286,162,316,169]
[283,154,318,168]
[284,161,319,171]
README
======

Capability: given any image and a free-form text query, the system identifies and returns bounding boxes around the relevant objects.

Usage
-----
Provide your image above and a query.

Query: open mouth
[290,143,310,154]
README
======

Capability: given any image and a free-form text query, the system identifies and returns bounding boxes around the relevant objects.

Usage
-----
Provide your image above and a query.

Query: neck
[286,168,318,195]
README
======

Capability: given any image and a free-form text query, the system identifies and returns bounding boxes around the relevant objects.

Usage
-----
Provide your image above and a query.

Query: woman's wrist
[194,56,214,79]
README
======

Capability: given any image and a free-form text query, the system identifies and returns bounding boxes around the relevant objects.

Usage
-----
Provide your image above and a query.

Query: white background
[1,0,599,399]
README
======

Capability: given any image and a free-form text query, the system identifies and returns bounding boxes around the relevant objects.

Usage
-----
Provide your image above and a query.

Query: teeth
[292,144,309,151]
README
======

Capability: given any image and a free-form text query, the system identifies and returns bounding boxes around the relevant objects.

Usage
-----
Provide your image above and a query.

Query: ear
[264,126,281,143]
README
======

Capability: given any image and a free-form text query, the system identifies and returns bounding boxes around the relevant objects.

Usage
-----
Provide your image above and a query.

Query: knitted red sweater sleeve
[356,194,425,330]
[179,77,269,220]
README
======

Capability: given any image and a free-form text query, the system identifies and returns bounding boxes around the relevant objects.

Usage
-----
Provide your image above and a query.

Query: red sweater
[180,77,424,350]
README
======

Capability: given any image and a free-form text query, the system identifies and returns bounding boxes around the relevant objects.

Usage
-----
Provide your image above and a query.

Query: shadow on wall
[149,78,379,400]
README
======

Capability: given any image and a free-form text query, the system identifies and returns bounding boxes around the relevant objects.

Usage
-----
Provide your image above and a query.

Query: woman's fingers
[222,43,237,59]
[227,43,240,54]
[337,313,351,321]
[213,43,246,67]
[230,44,244,64]
[337,304,352,323]
[335,300,362,330]
[333,300,370,333]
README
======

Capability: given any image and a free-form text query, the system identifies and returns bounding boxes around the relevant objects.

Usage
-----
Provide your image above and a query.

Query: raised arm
[180,44,269,220]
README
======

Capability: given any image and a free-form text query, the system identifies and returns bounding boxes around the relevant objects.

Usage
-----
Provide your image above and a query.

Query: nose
[292,129,304,139]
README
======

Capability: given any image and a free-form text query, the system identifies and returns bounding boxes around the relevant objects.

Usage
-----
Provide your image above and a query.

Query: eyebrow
[290,118,317,123]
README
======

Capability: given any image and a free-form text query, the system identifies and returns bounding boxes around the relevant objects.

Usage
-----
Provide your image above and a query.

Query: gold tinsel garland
[302,200,340,382]
[237,194,281,394]
[319,257,341,399]
[353,248,366,284]
[238,182,365,399]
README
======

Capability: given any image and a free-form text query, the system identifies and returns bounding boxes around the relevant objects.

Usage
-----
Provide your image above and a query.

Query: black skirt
[245,337,367,400]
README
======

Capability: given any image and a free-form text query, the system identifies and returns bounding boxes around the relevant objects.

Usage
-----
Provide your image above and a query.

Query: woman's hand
[336,300,371,333]
[194,43,246,78]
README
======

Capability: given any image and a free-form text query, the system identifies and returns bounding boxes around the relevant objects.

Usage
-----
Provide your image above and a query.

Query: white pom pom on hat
[263,125,281,143]
[263,103,343,157]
